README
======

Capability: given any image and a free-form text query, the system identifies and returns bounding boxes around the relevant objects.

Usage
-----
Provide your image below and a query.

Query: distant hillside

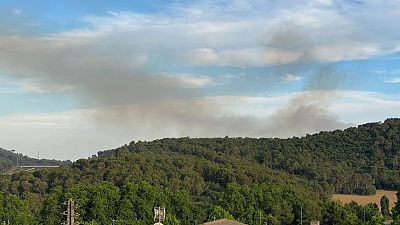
[1,118,398,198]
[94,118,400,195]
[0,118,399,224]
[0,148,67,172]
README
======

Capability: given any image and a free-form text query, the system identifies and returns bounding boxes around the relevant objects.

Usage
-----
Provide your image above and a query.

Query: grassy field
[332,190,398,209]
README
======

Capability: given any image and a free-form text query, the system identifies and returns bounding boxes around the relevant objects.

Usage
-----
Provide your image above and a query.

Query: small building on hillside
[310,220,320,225]
[202,219,247,225]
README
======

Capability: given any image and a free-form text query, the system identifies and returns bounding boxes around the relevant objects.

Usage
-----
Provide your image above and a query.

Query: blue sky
[0,0,399,160]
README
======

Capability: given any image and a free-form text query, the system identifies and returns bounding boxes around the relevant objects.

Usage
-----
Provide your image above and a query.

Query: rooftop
[202,219,246,225]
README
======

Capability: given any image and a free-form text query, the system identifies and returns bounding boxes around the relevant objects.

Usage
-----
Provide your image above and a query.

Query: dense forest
[1,118,400,224]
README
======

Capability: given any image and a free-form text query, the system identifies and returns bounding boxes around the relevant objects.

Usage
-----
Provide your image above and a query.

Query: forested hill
[1,118,400,224]
[96,118,400,195]
[0,148,66,172]
[2,118,399,198]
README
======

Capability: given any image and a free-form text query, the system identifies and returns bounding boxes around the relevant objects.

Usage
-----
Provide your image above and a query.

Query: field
[332,190,398,209]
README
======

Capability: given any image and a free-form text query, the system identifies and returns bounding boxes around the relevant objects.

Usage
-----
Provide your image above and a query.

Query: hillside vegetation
[0,118,400,224]
[0,148,66,173]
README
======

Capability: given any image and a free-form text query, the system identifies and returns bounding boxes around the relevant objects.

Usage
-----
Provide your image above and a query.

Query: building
[202,219,247,225]
[310,220,320,225]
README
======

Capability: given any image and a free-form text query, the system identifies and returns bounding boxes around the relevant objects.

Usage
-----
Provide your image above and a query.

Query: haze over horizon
[1,0,400,160]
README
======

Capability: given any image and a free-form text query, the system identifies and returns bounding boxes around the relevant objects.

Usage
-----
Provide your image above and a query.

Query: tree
[362,203,381,222]
[368,214,384,225]
[39,186,64,225]
[392,214,400,225]
[207,205,234,221]
[117,183,138,222]
[323,201,347,225]
[164,214,181,225]
[3,194,34,225]
[343,213,359,225]
[380,195,390,216]
[0,193,3,222]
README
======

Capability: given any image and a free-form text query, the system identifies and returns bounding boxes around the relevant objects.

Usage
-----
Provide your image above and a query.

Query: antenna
[154,206,166,224]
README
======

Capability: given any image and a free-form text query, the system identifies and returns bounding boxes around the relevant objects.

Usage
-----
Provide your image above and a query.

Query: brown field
[331,190,398,209]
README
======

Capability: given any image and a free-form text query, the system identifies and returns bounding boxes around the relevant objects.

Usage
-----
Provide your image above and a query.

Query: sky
[0,0,400,160]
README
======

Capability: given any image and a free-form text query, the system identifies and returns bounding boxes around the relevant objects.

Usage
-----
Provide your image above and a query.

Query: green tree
[362,203,381,222]
[368,214,384,225]
[392,214,400,225]
[207,205,234,221]
[392,192,400,219]
[323,201,347,225]
[380,195,390,217]
[343,213,360,225]
[88,182,120,224]
[164,214,181,225]
[3,194,34,225]
[39,186,64,225]
[0,193,3,222]
[117,183,138,222]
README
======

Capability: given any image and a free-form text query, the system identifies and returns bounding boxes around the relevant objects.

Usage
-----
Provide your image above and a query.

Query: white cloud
[316,0,333,6]
[161,73,213,88]
[384,77,400,83]
[174,75,212,88]
[21,80,75,93]
[2,1,400,76]
[283,74,303,83]
[38,1,400,68]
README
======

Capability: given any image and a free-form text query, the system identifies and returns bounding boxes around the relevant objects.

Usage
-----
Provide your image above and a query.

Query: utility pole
[63,198,76,225]
[363,209,366,223]
[300,205,303,225]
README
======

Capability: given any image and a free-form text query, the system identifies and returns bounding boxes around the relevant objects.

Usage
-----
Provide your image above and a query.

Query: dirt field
[332,190,398,209]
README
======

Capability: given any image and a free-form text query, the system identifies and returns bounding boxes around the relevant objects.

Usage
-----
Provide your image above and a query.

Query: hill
[0,148,68,173]
[0,118,399,224]
[95,118,400,195]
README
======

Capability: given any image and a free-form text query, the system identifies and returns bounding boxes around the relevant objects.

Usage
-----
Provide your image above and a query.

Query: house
[202,218,247,225]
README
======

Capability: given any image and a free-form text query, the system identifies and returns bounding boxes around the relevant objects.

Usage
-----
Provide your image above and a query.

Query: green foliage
[164,214,181,225]
[368,214,384,225]
[380,195,390,216]
[0,118,400,224]
[39,186,64,225]
[392,214,400,225]
[392,192,400,221]
[343,212,360,225]
[2,194,34,225]
[322,201,347,225]
[207,205,234,221]
[0,148,67,173]
[0,193,3,222]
